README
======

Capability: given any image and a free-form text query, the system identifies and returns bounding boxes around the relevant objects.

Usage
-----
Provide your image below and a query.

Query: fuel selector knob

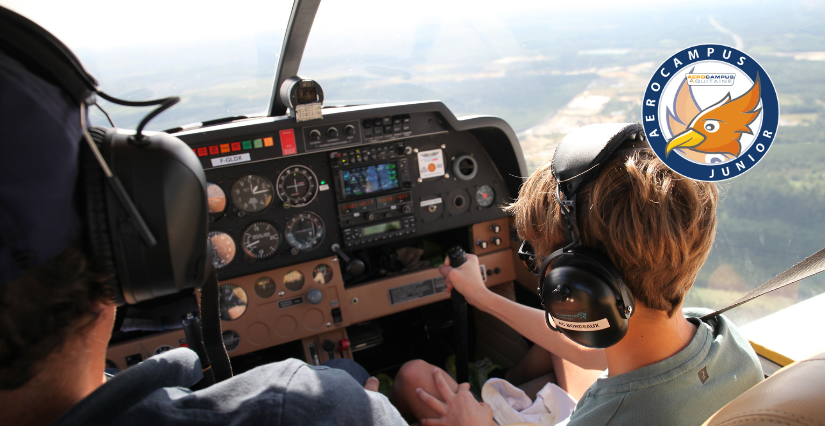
[309,130,321,141]
[307,289,323,305]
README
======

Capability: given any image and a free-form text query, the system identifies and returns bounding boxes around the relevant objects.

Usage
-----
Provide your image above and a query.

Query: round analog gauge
[285,212,325,251]
[284,270,305,292]
[476,185,496,208]
[232,174,273,213]
[254,277,276,298]
[153,345,174,356]
[207,183,227,214]
[218,283,248,321]
[242,222,281,260]
[208,231,236,269]
[222,330,240,352]
[313,264,334,285]
[277,165,319,207]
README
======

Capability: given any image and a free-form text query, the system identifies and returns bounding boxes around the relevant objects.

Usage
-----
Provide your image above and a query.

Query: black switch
[332,307,343,324]
[125,353,143,366]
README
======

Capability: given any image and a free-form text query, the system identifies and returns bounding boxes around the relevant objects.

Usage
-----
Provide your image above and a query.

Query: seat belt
[701,246,825,320]
[198,263,234,383]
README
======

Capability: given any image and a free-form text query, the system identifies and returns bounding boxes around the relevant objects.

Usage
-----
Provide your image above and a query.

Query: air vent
[453,155,478,181]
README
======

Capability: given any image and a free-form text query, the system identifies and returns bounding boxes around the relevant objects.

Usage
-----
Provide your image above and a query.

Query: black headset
[534,123,643,349]
[0,6,210,305]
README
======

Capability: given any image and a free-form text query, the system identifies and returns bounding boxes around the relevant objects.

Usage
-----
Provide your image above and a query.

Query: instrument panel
[106,101,527,368]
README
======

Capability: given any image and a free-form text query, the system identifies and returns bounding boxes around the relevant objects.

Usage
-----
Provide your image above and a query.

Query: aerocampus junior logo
[641,44,779,181]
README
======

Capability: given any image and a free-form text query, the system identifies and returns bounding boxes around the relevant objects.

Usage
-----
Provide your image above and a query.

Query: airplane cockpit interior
[3,0,825,424]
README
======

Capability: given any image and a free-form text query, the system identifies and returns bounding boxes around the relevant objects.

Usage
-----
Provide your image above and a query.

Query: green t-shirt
[560,308,763,426]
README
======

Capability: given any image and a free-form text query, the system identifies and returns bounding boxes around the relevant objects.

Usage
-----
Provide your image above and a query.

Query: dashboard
[105,101,527,369]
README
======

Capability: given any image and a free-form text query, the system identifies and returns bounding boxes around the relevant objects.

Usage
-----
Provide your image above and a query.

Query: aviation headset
[525,123,643,349]
[0,6,210,305]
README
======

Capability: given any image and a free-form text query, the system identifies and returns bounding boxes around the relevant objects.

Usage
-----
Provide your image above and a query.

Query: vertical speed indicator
[277,165,318,207]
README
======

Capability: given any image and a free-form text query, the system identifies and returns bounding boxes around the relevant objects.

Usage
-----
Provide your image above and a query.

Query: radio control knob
[309,130,321,141]
[490,224,501,234]
[327,127,339,138]
[307,289,323,305]
[402,205,412,214]
[365,213,375,221]
[345,125,356,136]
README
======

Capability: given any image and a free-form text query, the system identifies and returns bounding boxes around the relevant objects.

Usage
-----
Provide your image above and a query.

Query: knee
[395,359,435,392]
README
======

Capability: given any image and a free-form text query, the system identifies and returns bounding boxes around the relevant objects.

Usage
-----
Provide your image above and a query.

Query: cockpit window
[302,0,825,336]
[4,0,294,131]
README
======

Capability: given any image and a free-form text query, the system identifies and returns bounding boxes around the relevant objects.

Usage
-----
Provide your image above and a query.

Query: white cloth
[481,378,577,426]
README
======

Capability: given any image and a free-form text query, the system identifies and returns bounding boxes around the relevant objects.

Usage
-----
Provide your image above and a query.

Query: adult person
[0,49,407,426]
[393,126,763,425]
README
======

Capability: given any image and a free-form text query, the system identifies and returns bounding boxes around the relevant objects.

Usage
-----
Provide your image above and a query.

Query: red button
[197,147,208,157]
[338,339,351,352]
[231,142,241,151]
[209,145,220,155]
[280,129,297,155]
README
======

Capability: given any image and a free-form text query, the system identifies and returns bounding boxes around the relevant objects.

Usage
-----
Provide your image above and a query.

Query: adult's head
[507,133,718,316]
[0,46,114,390]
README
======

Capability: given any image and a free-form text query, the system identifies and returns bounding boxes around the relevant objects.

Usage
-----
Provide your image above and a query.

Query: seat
[703,350,825,426]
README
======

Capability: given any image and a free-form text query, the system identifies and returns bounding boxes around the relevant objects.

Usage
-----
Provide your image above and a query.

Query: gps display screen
[341,162,399,198]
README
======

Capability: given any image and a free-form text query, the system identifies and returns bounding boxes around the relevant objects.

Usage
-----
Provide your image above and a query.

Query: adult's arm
[440,254,606,371]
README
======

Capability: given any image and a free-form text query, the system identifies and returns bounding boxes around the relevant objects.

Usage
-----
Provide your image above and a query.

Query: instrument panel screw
[352,297,359,305]
[444,173,450,178]
[413,148,419,153]
[440,144,446,149]
[417,178,423,183]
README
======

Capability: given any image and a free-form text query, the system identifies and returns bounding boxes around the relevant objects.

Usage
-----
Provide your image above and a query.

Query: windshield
[301,1,825,333]
[3,0,294,131]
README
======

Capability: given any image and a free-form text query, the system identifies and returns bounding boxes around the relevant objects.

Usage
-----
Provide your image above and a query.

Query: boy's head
[507,134,718,316]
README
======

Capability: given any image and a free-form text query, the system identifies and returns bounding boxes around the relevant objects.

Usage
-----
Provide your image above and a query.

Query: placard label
[211,153,251,167]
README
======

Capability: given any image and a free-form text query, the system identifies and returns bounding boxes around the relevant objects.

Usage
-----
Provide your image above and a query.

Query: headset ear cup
[79,126,125,305]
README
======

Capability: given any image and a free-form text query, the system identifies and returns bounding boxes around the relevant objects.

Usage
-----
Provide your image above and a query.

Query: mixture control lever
[446,245,470,384]
[331,243,365,277]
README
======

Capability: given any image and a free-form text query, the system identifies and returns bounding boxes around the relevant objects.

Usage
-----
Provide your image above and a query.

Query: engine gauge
[207,183,227,214]
[277,166,319,207]
[232,175,273,213]
[313,264,333,285]
[476,185,496,208]
[284,270,305,291]
[254,277,276,299]
[208,231,236,269]
[284,212,325,251]
[218,283,247,321]
[222,330,240,352]
[242,222,281,260]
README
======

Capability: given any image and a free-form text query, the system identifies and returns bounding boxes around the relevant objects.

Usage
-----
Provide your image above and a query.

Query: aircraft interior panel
[105,102,526,370]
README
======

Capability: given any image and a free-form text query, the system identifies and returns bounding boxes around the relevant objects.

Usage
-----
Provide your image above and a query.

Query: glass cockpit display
[341,162,399,198]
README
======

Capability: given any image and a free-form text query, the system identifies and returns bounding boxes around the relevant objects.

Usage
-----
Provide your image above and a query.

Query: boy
[393,124,763,425]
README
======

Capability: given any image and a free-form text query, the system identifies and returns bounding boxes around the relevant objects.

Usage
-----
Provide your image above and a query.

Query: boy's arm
[440,254,607,371]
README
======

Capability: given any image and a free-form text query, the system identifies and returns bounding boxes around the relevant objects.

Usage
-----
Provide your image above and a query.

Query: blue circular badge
[641,44,779,181]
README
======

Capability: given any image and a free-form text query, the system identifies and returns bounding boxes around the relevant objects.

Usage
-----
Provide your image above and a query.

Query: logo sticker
[698,366,710,384]
[641,44,779,181]
[552,317,610,331]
